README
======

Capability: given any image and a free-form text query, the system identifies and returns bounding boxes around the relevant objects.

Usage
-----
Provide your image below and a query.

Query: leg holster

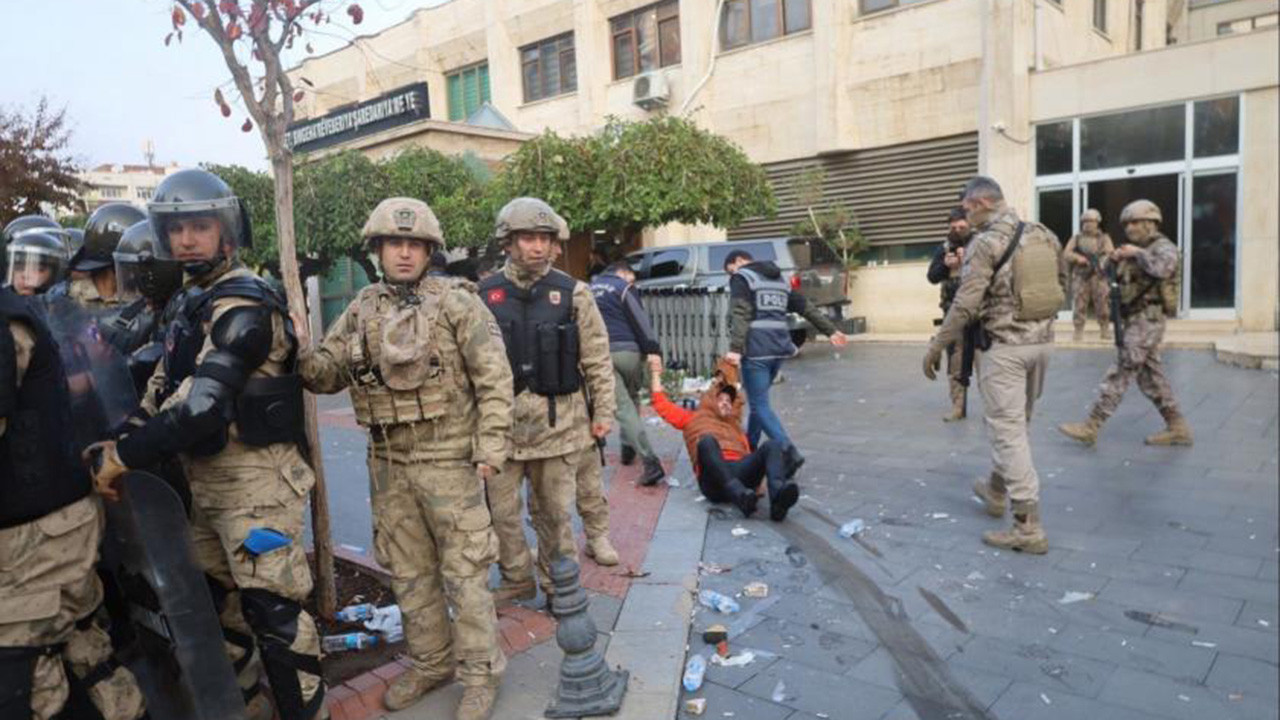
[240,589,323,720]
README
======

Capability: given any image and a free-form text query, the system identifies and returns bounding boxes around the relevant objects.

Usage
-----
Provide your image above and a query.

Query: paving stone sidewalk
[678,343,1278,720]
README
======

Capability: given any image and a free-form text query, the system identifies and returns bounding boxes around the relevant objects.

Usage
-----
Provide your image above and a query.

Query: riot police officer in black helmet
[110,219,183,393]
[5,230,69,296]
[65,202,147,310]
[83,167,326,720]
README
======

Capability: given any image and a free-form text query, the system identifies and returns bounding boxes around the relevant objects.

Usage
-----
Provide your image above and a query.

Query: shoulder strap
[991,222,1026,277]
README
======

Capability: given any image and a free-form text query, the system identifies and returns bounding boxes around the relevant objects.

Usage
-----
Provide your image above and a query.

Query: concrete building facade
[289,0,1278,332]
[76,163,181,213]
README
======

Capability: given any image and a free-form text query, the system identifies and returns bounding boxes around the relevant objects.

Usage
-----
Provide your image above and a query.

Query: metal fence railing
[639,287,730,378]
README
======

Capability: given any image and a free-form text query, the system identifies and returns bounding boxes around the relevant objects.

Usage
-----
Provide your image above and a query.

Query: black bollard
[545,555,629,718]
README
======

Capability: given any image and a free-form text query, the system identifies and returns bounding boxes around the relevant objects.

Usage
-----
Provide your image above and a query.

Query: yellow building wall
[847,261,940,333]
[1240,86,1279,331]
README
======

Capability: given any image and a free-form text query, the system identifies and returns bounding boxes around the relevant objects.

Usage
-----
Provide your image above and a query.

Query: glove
[83,440,128,502]
[922,343,943,381]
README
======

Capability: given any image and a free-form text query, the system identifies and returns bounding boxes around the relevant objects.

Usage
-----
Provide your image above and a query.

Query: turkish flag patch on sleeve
[486,288,506,305]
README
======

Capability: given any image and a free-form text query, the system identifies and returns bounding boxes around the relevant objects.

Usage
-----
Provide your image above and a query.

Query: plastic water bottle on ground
[322,632,379,653]
[698,590,740,614]
[838,519,866,538]
[683,654,707,692]
[334,603,376,623]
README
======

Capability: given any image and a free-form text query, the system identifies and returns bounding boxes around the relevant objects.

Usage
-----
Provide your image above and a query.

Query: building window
[521,33,576,103]
[1080,104,1184,170]
[859,0,930,16]
[98,186,125,199]
[447,63,490,121]
[611,1,681,80]
[1218,13,1279,35]
[719,0,810,51]
[1193,96,1240,158]
[1093,0,1107,33]
[1035,121,1072,175]
[135,186,154,201]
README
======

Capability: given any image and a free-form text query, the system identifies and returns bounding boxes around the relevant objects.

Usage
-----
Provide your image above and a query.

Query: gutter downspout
[680,0,727,115]
[1033,0,1044,71]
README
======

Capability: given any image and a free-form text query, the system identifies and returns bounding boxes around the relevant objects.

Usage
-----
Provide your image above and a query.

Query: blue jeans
[742,357,790,449]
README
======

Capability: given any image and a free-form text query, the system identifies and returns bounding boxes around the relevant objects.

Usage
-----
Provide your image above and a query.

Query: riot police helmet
[5,231,68,296]
[493,197,569,244]
[66,228,85,259]
[114,220,183,305]
[147,168,252,277]
[76,202,146,272]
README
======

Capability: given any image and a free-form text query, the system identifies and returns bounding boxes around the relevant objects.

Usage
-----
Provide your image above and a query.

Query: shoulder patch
[486,288,506,305]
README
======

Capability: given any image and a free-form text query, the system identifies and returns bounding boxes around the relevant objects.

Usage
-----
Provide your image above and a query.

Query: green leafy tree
[381,146,496,253]
[788,166,866,267]
[492,116,775,238]
[0,99,82,226]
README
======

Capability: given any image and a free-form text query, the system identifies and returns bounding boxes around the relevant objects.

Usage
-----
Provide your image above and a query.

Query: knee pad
[240,589,322,720]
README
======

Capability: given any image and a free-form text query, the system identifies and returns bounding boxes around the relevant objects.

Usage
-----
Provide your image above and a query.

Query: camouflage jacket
[1063,231,1115,279]
[299,275,513,470]
[67,276,125,309]
[138,265,314,510]
[934,207,1063,349]
[1118,234,1178,318]
[500,262,615,460]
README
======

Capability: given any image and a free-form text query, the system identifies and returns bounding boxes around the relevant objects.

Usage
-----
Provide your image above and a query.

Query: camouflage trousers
[190,489,323,708]
[0,497,146,720]
[1091,308,1179,421]
[1072,271,1110,330]
[369,455,504,686]
[489,451,582,594]
[977,343,1049,503]
[574,443,611,543]
[945,340,967,409]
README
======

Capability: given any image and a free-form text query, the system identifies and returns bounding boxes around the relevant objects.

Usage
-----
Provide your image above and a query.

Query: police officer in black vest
[589,261,665,486]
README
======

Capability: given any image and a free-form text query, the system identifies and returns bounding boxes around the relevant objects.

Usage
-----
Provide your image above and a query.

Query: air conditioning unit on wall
[632,71,670,110]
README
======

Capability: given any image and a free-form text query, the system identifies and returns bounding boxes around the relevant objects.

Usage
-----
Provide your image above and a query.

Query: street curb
[323,454,678,720]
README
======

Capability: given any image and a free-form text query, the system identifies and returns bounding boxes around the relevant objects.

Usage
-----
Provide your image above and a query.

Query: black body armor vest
[0,290,91,529]
[479,270,582,397]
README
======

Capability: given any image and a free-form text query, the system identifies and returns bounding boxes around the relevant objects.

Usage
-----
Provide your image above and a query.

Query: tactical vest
[479,270,582,397]
[0,290,91,529]
[737,267,796,360]
[589,273,638,347]
[1119,236,1181,318]
[162,275,304,454]
[99,298,157,357]
[346,282,451,428]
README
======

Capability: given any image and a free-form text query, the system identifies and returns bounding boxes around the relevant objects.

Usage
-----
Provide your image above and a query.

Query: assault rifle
[1107,261,1124,358]
[956,321,987,417]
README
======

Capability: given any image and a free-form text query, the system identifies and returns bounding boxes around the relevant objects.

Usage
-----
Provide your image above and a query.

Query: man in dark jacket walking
[590,262,665,486]
[926,207,974,421]
[724,250,847,474]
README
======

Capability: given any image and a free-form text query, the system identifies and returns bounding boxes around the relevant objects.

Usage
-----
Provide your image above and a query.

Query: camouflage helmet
[1080,208,1102,224]
[493,197,569,244]
[361,197,445,250]
[1120,199,1162,225]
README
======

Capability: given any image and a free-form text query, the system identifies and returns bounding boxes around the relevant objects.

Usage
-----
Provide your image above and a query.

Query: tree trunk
[269,151,337,619]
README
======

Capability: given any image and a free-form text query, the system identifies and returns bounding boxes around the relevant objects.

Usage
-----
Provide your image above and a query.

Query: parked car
[625,237,854,346]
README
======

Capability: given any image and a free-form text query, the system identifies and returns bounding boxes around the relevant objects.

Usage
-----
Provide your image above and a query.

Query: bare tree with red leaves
[165,0,365,616]
[0,98,83,226]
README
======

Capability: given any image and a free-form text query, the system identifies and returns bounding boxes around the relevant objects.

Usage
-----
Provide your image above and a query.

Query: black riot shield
[102,471,246,720]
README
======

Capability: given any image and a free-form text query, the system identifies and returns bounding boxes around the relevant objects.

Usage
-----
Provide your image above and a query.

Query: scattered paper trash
[1258,620,1271,627]
[710,651,755,668]
[930,513,950,520]
[744,582,769,598]
[667,477,682,488]
[1229,693,1244,701]
[771,680,787,703]
[730,527,751,538]
[698,562,732,575]
[966,571,985,581]
[1191,641,1217,649]
[684,698,706,716]
[1058,591,1095,605]
[838,519,866,538]
[1040,693,1051,705]
[1177,695,1190,703]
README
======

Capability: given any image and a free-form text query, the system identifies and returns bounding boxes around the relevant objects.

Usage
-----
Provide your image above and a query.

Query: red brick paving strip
[322,453,675,720]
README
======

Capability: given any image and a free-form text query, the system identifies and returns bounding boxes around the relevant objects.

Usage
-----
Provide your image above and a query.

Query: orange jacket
[651,359,750,470]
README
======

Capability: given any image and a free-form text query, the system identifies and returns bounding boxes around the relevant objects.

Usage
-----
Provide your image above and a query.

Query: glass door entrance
[1085,174,1181,252]
[1189,173,1237,310]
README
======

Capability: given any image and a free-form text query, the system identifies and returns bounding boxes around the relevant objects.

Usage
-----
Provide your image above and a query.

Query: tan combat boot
[584,535,620,566]
[492,577,537,606]
[1099,323,1112,341]
[943,388,966,422]
[972,474,1007,518]
[384,666,455,711]
[1146,410,1194,446]
[982,500,1048,554]
[456,684,498,720]
[1058,414,1104,446]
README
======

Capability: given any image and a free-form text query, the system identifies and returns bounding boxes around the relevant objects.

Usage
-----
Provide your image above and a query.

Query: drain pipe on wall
[680,0,727,115]
[1033,0,1043,72]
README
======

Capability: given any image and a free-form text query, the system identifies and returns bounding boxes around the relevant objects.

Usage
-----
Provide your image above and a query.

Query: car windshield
[707,242,777,271]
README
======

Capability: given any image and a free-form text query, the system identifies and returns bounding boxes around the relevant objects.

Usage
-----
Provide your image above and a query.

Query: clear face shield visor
[6,246,67,295]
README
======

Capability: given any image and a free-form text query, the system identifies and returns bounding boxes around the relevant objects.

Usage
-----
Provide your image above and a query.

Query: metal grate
[728,133,979,246]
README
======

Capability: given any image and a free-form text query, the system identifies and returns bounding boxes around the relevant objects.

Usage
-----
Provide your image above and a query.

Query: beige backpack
[993,222,1064,321]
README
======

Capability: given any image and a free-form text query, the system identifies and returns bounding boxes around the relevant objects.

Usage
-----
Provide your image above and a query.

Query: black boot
[639,456,665,486]
[782,445,806,480]
[620,445,637,466]
[768,477,799,521]
[727,479,758,518]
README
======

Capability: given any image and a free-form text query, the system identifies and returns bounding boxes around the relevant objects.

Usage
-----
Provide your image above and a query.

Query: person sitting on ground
[646,355,799,520]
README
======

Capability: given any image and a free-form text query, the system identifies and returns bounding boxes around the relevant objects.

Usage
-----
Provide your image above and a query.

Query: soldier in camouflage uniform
[924,176,1063,554]
[0,285,147,720]
[296,198,512,720]
[926,207,974,421]
[1063,208,1115,342]
[1058,200,1193,447]
[479,198,616,604]
[85,169,324,720]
